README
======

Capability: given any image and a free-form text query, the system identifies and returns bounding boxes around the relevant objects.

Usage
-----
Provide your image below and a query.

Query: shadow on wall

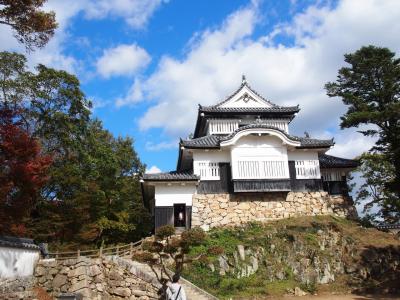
[352,245,400,295]
[229,191,288,202]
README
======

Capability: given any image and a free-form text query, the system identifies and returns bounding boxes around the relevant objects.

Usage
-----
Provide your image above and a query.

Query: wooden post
[116,245,119,256]
[129,242,133,257]
[56,251,59,260]
[77,249,80,259]
[99,246,103,258]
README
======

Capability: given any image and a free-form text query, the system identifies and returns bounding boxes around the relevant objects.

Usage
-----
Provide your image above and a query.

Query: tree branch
[159,252,172,281]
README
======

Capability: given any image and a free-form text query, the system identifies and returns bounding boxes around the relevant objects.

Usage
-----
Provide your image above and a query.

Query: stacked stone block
[192,192,356,230]
[34,257,158,299]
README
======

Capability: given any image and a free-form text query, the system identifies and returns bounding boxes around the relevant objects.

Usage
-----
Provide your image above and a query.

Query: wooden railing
[47,240,143,260]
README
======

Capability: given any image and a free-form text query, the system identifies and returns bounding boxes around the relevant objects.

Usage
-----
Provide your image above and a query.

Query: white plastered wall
[0,247,40,278]
[154,183,197,207]
[192,149,230,163]
[192,149,231,179]
[287,150,319,161]
[229,135,289,179]
[230,135,288,161]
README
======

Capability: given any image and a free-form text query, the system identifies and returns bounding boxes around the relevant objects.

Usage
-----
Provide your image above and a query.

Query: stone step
[183,285,209,300]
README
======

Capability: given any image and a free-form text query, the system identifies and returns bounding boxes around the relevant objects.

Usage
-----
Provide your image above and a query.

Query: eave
[193,105,300,138]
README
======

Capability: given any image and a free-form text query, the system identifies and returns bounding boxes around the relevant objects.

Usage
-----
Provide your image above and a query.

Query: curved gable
[220,126,301,147]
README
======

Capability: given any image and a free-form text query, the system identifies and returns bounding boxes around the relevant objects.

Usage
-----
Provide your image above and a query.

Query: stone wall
[34,256,159,300]
[192,191,356,230]
[0,277,36,300]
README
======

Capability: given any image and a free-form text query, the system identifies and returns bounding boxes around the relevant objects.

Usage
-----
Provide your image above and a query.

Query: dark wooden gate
[154,206,173,229]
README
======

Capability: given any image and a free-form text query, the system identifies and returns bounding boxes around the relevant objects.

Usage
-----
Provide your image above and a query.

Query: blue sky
[1,0,399,173]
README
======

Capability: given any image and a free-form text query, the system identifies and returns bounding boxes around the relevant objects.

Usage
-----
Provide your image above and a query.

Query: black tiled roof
[193,79,300,138]
[182,124,334,149]
[143,171,199,181]
[376,224,400,230]
[297,138,335,148]
[319,154,359,168]
[180,135,221,149]
[0,236,40,250]
[199,105,300,114]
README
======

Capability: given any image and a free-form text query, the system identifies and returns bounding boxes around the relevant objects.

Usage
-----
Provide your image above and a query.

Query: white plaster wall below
[231,135,288,160]
[192,149,230,163]
[155,183,197,207]
[287,150,319,161]
[0,247,40,278]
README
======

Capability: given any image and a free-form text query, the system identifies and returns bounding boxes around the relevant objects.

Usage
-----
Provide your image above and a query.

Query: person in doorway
[166,274,187,300]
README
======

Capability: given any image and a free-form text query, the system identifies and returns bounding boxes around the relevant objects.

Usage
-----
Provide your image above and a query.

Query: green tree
[0,51,150,246]
[74,120,149,245]
[356,153,398,223]
[0,0,58,50]
[325,46,400,221]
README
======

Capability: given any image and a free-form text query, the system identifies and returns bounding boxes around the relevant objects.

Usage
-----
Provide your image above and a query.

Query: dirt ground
[273,294,400,300]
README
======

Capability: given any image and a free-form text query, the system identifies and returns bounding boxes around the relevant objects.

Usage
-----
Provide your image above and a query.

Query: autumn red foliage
[0,107,52,236]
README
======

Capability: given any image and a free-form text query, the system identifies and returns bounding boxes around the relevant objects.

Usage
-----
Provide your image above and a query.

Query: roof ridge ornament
[242,74,247,85]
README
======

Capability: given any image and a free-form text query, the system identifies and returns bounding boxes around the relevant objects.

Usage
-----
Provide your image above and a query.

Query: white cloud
[122,0,400,161]
[0,0,163,75]
[145,140,177,151]
[97,44,151,78]
[88,96,111,111]
[0,25,22,51]
[116,78,144,107]
[146,165,162,174]
[84,0,166,29]
[327,128,376,159]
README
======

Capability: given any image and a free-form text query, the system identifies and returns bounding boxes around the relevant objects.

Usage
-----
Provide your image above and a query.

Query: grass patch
[264,279,297,296]
[304,232,319,247]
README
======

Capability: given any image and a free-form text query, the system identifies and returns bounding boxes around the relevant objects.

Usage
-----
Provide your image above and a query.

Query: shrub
[300,281,317,294]
[181,227,206,248]
[208,245,225,256]
[155,225,175,240]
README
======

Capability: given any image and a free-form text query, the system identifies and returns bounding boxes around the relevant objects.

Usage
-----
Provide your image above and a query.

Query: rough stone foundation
[0,277,36,300]
[34,256,159,299]
[192,191,357,230]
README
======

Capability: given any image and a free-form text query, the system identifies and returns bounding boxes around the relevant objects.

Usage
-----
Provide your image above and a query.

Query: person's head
[172,274,180,283]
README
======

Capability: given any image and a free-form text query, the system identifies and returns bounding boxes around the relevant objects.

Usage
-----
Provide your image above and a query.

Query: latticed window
[295,160,321,179]
[208,119,239,134]
[234,160,289,179]
[321,170,343,181]
[194,161,220,180]
[259,119,289,133]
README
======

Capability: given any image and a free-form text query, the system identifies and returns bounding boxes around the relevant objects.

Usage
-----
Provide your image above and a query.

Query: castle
[141,77,358,231]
